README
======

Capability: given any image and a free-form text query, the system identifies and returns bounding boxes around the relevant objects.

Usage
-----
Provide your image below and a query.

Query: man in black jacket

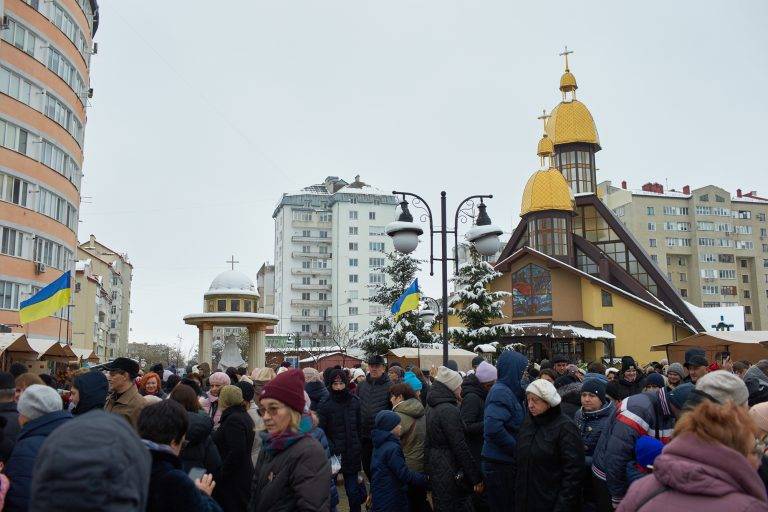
[356,355,391,479]
[0,372,20,462]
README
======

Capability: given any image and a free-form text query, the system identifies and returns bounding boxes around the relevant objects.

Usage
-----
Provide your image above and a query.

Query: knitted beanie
[235,381,255,403]
[667,382,695,409]
[666,363,685,379]
[403,371,423,392]
[526,379,561,407]
[374,410,401,432]
[18,384,62,420]
[218,385,243,409]
[475,361,498,384]
[695,370,749,406]
[635,435,664,468]
[260,368,306,413]
[581,378,607,404]
[435,366,463,392]
[644,373,665,388]
[388,366,404,379]
[302,368,321,383]
[209,372,230,386]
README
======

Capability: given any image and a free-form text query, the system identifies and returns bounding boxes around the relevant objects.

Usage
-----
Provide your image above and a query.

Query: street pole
[440,192,450,366]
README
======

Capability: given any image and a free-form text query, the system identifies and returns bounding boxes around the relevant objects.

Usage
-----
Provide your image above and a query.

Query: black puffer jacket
[616,373,644,398]
[305,381,329,412]
[317,388,362,473]
[514,404,584,512]
[180,411,222,480]
[426,381,482,512]
[557,382,582,419]
[357,373,391,439]
[248,435,331,512]
[213,406,255,512]
[459,374,486,464]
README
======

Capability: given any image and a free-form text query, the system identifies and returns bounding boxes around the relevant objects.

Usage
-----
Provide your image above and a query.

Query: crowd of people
[0,347,765,511]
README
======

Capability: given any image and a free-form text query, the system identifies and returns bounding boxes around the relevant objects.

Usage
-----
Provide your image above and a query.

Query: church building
[488,52,703,364]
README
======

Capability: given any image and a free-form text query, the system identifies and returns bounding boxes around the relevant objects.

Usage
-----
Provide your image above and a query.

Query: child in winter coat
[626,435,664,484]
[370,410,427,512]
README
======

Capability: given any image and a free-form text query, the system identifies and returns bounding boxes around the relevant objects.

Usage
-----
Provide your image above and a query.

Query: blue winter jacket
[370,428,426,512]
[574,402,615,468]
[5,410,72,512]
[481,350,528,464]
[591,389,675,506]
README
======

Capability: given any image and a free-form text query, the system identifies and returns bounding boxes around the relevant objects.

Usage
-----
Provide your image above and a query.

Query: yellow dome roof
[545,100,600,148]
[520,167,574,217]
[559,71,577,92]
[536,134,554,157]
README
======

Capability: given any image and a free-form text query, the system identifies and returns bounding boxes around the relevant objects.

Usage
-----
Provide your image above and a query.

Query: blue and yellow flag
[19,271,71,324]
[391,279,421,319]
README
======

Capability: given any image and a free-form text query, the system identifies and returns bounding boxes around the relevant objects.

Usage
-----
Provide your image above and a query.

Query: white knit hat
[435,365,463,392]
[351,368,365,380]
[526,379,561,407]
[18,384,63,420]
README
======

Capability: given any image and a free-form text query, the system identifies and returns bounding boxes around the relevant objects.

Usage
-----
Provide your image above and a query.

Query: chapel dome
[559,70,578,93]
[206,270,259,298]
[520,167,575,217]
[545,99,600,149]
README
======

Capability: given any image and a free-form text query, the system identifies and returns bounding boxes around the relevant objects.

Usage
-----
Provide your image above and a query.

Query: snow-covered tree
[361,252,436,357]
[448,246,511,350]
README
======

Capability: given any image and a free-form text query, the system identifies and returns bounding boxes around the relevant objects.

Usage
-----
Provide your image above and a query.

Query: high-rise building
[600,181,768,330]
[76,235,132,357]
[272,176,397,344]
[0,0,99,338]
[256,263,275,315]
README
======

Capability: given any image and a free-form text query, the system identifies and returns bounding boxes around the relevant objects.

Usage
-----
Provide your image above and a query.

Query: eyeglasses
[258,405,286,417]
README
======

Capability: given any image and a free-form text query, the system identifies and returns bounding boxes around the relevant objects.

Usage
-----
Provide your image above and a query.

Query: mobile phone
[188,467,206,481]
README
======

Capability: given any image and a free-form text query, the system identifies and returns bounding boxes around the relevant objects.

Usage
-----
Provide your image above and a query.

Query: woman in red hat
[247,368,331,512]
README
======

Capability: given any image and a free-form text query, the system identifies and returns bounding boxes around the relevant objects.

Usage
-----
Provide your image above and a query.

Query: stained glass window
[511,264,552,317]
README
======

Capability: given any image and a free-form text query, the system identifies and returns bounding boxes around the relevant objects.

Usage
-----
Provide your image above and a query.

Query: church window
[527,217,568,257]
[217,300,227,312]
[601,290,613,307]
[243,300,252,312]
[231,300,240,312]
[510,264,552,317]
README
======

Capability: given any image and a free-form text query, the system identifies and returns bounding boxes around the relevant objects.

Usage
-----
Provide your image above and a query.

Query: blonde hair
[253,367,276,382]
[289,410,302,431]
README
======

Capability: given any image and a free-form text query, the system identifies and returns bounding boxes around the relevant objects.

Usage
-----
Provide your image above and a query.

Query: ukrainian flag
[19,271,71,325]
[391,279,421,319]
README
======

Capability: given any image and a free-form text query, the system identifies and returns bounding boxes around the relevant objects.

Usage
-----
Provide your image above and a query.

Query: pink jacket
[619,433,768,512]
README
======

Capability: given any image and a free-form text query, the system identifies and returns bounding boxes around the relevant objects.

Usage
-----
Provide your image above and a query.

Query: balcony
[290,315,330,322]
[291,283,332,291]
[292,252,332,259]
[291,268,331,276]
[291,299,332,307]
[291,236,332,243]
[291,220,332,229]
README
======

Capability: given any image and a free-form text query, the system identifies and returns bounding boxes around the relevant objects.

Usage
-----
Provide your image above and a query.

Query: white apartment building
[272,176,397,344]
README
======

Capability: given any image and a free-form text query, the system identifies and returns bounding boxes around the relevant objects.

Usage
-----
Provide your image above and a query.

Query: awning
[26,339,78,362]
[71,347,100,363]
[387,347,477,372]
[651,331,768,363]
[494,321,616,340]
[0,333,39,359]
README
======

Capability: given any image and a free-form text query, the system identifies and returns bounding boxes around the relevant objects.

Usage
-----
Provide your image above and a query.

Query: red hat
[259,368,306,413]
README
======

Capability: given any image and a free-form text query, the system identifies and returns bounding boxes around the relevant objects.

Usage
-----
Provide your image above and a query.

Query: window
[647,207,655,216]
[319,230,329,238]
[698,238,715,246]
[601,290,613,307]
[746,322,753,331]
[719,270,736,279]
[302,230,311,237]
[230,300,240,312]
[699,194,709,202]
[349,306,358,316]
[302,277,311,285]
[721,286,737,296]
[301,261,311,269]
[734,225,752,235]
[349,242,358,251]
[680,273,687,282]
[647,222,656,231]
[318,293,328,300]
[369,212,376,220]
[510,264,552,316]
[369,242,385,252]
[349,290,359,300]
[651,255,658,262]
[700,253,716,263]
[301,293,311,300]
[744,290,751,299]
[301,308,309,317]
[680,288,688,297]
[349,323,359,332]
[302,245,310,253]
[369,273,385,284]
[666,238,691,247]
[736,241,754,250]
[349,258,358,267]
[741,259,748,268]
[319,279,328,285]
[1,17,39,58]
[764,244,768,253]
[0,226,25,257]
[349,274,358,283]
[738,210,752,220]
[715,195,725,202]
[649,239,657,247]
[349,227,358,235]
[0,281,21,310]
[613,206,625,217]
[370,257,385,268]
[718,254,735,263]
[742,274,750,284]
[702,285,719,295]
[217,300,227,312]
[319,212,332,222]
[663,206,689,216]
[701,269,716,279]
[293,211,312,221]
[244,300,252,312]
[555,149,594,194]
[369,225,385,236]
[302,324,310,333]
[602,324,614,334]
[745,306,753,316]
[349,211,358,220]
[527,217,569,256]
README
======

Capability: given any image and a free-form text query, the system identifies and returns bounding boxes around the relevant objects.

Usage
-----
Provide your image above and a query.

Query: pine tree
[448,246,511,350]
[361,252,436,357]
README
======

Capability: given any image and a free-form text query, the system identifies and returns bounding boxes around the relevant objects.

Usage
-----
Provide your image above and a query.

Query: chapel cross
[711,315,734,332]
[559,45,574,70]
[226,255,239,270]
[537,109,551,131]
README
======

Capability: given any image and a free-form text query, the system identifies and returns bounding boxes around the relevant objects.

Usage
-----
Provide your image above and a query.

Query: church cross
[711,315,734,332]
[537,109,551,131]
[559,45,574,70]
[226,255,239,270]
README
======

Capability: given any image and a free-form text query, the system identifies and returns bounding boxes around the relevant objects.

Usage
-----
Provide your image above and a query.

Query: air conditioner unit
[35,263,46,274]
[87,88,94,98]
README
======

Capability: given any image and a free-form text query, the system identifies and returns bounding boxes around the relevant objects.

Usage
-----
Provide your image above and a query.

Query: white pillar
[199,325,213,368]
[247,326,266,372]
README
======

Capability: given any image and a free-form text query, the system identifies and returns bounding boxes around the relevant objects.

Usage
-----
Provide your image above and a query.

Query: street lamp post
[386,191,502,365]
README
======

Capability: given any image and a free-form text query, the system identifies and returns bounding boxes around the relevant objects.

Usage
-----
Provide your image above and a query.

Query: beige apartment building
[72,235,132,359]
[600,181,768,330]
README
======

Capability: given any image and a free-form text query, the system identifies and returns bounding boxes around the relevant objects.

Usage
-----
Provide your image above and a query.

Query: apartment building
[600,181,768,330]
[256,263,275,314]
[71,257,110,360]
[272,176,397,344]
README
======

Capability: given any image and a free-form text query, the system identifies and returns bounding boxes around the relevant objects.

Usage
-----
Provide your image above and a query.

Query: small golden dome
[520,167,575,217]
[546,100,600,149]
[559,70,577,93]
[537,134,554,157]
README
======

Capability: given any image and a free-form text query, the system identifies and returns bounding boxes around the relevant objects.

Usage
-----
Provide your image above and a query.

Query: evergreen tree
[448,246,511,350]
[361,252,436,357]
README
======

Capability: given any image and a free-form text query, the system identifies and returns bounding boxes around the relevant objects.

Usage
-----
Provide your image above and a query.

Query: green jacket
[393,398,426,472]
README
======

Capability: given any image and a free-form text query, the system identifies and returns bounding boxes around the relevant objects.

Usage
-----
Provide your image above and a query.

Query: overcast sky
[80,1,768,356]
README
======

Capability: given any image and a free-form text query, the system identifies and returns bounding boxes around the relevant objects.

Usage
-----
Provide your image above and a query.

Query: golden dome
[559,70,577,93]
[520,167,575,217]
[536,134,554,157]
[545,100,600,149]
